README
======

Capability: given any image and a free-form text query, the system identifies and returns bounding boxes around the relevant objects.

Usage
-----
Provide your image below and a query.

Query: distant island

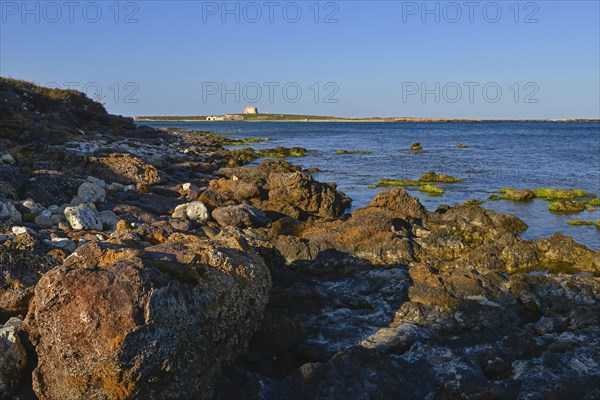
[135,114,599,123]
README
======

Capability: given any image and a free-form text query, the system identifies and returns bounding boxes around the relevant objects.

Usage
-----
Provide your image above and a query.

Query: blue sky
[1,0,599,118]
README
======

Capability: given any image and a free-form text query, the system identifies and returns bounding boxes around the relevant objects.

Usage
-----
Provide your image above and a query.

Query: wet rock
[549,200,586,213]
[0,318,27,399]
[64,204,102,231]
[26,235,271,400]
[213,204,271,228]
[501,188,535,201]
[535,233,600,275]
[418,170,461,183]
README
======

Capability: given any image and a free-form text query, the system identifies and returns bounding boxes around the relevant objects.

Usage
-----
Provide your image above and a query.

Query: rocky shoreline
[1,78,599,399]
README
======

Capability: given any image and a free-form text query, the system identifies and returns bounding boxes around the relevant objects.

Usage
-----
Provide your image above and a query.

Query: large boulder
[25,233,271,400]
[369,188,428,221]
[263,171,350,220]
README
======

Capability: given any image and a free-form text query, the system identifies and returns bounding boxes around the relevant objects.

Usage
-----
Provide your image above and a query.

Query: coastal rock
[0,165,24,203]
[97,210,120,230]
[264,171,350,220]
[87,153,163,185]
[1,154,16,165]
[0,232,58,314]
[535,233,600,275]
[186,201,209,222]
[501,188,535,201]
[212,204,271,228]
[0,201,22,224]
[171,201,209,222]
[271,190,428,267]
[64,205,102,231]
[369,187,428,221]
[0,318,27,399]
[26,235,271,400]
[76,181,106,204]
[21,171,81,206]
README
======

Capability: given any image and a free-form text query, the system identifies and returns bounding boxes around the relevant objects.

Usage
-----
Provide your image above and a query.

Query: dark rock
[212,203,271,228]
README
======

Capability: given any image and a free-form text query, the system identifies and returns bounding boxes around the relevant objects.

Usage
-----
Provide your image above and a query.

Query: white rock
[171,203,189,219]
[97,210,119,230]
[0,318,28,399]
[64,205,102,231]
[182,183,200,192]
[76,181,106,204]
[11,226,33,236]
[87,176,106,188]
[1,153,16,165]
[21,199,44,215]
[186,201,209,222]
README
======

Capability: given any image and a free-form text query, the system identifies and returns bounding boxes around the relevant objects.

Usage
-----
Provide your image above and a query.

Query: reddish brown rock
[25,234,271,400]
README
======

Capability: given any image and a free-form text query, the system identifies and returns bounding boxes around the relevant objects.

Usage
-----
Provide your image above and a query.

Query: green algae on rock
[567,219,600,227]
[369,171,462,189]
[533,188,594,200]
[498,188,535,202]
[419,184,444,195]
[490,187,596,202]
[548,200,587,213]
[410,143,423,151]
[227,137,266,145]
[368,179,423,189]
[258,146,308,158]
[464,199,483,205]
[418,171,462,183]
[335,150,373,155]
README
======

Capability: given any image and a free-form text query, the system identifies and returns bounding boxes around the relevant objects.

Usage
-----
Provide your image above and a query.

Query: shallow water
[140,121,600,250]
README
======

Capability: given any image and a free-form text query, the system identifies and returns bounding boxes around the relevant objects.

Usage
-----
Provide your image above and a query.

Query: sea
[139,121,600,250]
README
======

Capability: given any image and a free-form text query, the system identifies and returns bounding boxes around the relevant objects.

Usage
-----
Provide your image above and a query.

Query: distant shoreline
[134,116,600,123]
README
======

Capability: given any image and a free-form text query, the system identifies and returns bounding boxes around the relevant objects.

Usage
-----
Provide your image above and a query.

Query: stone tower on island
[243,106,258,114]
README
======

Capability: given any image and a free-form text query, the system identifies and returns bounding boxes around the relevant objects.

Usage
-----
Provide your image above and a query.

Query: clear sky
[1,1,599,118]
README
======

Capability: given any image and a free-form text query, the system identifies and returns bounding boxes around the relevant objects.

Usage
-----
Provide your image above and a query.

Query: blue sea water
[140,121,600,250]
